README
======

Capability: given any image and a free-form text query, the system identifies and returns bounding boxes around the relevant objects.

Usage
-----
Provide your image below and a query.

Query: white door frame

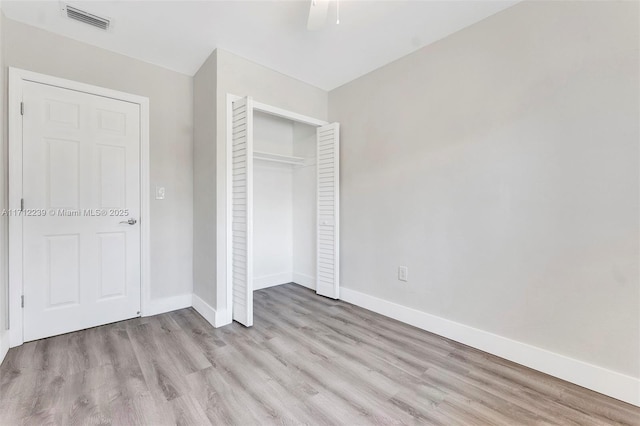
[224,93,328,324]
[8,68,151,348]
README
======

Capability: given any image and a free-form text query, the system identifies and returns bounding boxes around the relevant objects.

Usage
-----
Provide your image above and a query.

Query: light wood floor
[1,284,638,425]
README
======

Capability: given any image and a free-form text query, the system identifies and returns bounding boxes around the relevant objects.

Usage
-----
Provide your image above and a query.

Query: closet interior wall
[292,122,317,289]
[253,111,316,291]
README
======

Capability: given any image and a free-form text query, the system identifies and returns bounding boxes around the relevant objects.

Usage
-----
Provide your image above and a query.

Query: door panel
[46,234,80,307]
[98,232,127,299]
[98,145,126,208]
[316,123,340,299]
[231,96,254,327]
[22,81,141,341]
[47,138,80,208]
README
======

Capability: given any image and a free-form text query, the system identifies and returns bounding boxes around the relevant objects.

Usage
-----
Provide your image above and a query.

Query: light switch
[398,266,408,282]
[155,186,166,200]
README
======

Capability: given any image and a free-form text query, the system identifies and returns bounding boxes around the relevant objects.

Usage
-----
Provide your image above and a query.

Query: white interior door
[231,96,254,326]
[316,123,340,299]
[22,81,141,342]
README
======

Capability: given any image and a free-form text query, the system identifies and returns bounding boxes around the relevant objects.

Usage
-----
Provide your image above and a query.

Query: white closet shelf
[253,151,305,165]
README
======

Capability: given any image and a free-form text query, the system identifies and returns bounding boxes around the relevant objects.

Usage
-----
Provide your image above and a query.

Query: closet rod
[254,151,306,166]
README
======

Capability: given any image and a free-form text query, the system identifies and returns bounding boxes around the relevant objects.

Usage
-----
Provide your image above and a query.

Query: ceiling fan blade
[307,0,329,31]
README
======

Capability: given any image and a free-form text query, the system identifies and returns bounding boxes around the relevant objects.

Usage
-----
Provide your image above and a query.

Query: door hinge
[21,295,24,308]
[20,102,24,116]
[20,198,24,212]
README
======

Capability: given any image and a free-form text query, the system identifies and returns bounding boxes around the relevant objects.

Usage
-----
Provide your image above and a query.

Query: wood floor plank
[168,394,213,426]
[58,367,113,426]
[126,322,191,403]
[144,316,212,376]
[1,282,638,425]
[101,325,149,401]
[186,365,272,425]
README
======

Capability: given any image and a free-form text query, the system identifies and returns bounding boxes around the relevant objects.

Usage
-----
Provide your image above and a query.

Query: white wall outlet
[155,186,166,200]
[398,266,408,282]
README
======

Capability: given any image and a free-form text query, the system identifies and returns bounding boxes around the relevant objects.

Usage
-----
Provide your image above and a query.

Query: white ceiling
[1,1,519,90]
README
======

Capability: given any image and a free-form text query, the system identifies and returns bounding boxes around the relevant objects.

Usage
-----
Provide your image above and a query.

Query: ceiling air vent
[63,4,110,31]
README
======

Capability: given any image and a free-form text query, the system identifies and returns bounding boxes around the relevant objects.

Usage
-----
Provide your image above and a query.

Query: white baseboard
[292,272,315,290]
[340,287,640,407]
[0,331,9,366]
[215,308,232,327]
[144,293,192,317]
[192,293,230,328]
[254,272,293,290]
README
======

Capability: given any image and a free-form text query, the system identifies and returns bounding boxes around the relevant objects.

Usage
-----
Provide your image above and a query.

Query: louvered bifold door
[316,123,340,299]
[231,97,254,326]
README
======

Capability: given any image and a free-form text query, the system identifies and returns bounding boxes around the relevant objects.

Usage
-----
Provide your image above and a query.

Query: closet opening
[227,96,340,327]
[253,111,317,292]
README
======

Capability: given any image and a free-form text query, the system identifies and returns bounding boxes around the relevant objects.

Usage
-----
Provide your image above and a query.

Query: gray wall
[193,52,217,306]
[214,49,328,312]
[3,17,194,302]
[329,0,639,377]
